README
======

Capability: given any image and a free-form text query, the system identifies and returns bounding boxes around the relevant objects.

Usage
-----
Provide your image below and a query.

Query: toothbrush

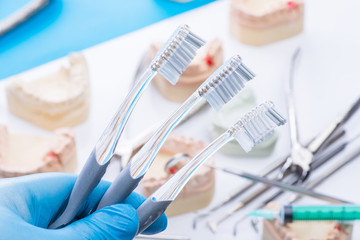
[136,102,286,234]
[96,55,256,210]
[49,24,205,229]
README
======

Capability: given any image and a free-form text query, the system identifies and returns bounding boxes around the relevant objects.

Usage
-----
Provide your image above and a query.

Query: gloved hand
[0,173,167,240]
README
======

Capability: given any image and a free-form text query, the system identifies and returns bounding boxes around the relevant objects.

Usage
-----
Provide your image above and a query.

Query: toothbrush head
[231,101,286,152]
[151,24,206,85]
[198,55,255,111]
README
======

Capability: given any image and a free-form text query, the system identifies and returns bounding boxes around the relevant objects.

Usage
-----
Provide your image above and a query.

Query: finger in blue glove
[0,173,167,240]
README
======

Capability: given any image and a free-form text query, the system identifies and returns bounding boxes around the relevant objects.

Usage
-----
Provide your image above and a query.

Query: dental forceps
[203,47,360,232]
[278,48,355,182]
[278,48,313,182]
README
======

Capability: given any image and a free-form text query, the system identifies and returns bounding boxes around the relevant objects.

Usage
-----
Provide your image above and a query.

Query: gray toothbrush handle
[96,163,143,210]
[49,150,109,229]
[137,198,172,234]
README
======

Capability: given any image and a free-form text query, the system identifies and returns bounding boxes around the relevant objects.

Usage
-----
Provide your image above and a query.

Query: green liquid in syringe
[291,206,360,221]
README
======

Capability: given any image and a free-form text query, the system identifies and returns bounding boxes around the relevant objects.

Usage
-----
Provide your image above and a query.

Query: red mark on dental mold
[287,1,296,9]
[47,152,57,158]
[169,167,177,174]
[204,56,214,67]
[334,225,342,232]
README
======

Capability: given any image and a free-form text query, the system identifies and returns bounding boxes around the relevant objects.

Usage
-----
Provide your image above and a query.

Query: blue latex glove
[0,173,167,240]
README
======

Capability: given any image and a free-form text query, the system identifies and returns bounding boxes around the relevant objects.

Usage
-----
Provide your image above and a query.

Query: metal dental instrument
[208,164,352,204]
[250,217,260,233]
[206,51,360,231]
[251,97,360,209]
[192,129,345,229]
[289,134,360,204]
[206,127,347,233]
[135,102,286,234]
[261,135,355,206]
[0,0,49,36]
[248,94,359,201]
[279,48,318,182]
[207,155,353,234]
[280,49,360,182]
[233,135,360,236]
[49,25,206,229]
[192,156,285,229]
[247,137,360,232]
[214,135,349,233]
[208,127,353,232]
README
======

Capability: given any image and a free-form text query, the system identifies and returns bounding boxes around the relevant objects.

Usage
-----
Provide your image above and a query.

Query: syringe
[248,205,360,224]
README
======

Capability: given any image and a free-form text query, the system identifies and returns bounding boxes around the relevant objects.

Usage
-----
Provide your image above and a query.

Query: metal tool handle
[234,139,349,224]
[308,97,360,154]
[215,130,347,219]
[201,130,343,223]
[307,121,344,155]
[96,164,143,210]
[137,198,172,234]
[194,156,285,229]
[317,128,345,153]
[310,138,347,169]
[205,137,347,229]
[212,140,350,212]
[220,156,286,204]
[233,137,360,234]
[257,140,348,208]
[290,136,360,204]
[339,96,360,125]
[49,150,109,229]
[233,171,351,204]
[263,175,303,207]
[286,48,301,145]
[0,0,49,36]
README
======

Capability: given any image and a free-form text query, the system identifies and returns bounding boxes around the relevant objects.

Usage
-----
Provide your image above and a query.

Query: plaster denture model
[6,53,90,130]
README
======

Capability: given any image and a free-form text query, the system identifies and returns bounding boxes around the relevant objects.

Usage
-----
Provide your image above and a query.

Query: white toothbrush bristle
[151,24,206,85]
[231,101,286,152]
[198,55,255,111]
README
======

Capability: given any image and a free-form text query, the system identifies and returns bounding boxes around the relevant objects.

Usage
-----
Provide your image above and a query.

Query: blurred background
[0,0,360,239]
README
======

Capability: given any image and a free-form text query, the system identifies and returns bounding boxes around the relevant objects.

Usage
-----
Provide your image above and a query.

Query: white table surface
[1,0,360,239]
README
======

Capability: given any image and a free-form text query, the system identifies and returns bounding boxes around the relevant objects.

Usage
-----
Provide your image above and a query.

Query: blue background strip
[0,0,216,80]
